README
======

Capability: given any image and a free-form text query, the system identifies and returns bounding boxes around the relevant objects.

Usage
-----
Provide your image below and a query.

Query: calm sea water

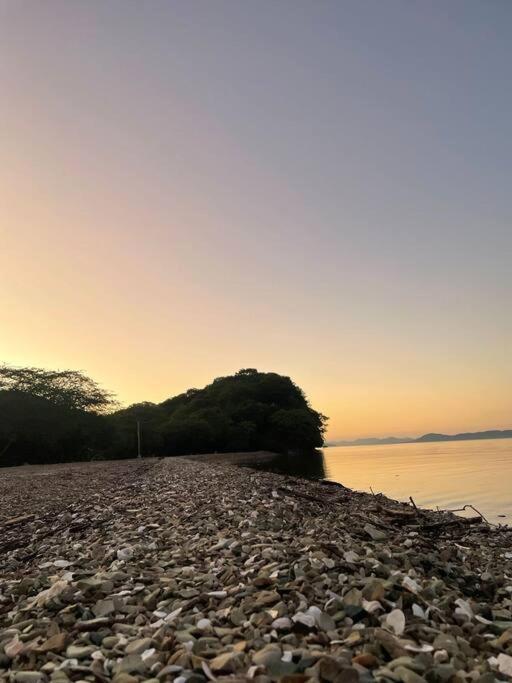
[250,438,512,525]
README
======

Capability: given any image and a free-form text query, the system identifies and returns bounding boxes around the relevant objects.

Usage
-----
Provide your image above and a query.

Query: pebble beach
[1,454,512,683]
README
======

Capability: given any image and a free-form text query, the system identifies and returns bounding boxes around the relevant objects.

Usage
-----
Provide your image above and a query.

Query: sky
[1,1,511,440]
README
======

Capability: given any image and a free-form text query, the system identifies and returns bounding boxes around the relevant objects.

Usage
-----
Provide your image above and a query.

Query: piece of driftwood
[378,505,417,518]
[2,514,35,527]
[443,504,492,526]
[409,496,419,512]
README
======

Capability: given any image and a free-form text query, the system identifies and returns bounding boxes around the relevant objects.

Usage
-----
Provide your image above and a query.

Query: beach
[1,454,512,682]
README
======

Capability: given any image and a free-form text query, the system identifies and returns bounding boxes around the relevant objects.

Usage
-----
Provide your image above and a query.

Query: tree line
[0,365,327,466]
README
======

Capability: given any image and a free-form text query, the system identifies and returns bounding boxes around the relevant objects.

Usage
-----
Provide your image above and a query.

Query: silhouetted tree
[0,364,327,465]
[0,364,115,413]
[0,364,115,465]
[112,369,327,456]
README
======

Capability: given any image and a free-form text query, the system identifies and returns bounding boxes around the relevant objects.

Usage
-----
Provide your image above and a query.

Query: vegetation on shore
[0,365,327,466]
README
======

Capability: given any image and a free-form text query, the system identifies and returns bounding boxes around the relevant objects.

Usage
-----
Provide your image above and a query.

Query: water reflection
[244,438,512,525]
[246,450,327,480]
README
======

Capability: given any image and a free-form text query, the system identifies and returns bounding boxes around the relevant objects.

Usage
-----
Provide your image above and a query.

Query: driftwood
[375,504,417,518]
[2,514,35,527]
[444,504,492,526]
[409,496,419,512]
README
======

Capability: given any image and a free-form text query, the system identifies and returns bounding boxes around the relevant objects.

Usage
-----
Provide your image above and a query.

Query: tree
[111,369,328,456]
[0,364,328,465]
[0,364,115,413]
[0,364,115,465]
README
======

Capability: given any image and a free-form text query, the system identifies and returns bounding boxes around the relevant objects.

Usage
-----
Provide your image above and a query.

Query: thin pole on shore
[137,420,142,458]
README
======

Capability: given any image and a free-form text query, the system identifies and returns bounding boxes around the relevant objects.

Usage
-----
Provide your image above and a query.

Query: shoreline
[1,454,512,681]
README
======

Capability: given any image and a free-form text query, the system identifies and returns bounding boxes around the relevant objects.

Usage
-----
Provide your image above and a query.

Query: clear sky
[1,1,511,440]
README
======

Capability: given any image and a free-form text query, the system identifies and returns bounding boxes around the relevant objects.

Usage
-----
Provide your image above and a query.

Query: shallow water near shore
[249,437,512,525]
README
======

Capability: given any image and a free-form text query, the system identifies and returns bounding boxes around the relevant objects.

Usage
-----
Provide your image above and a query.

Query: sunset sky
[1,1,511,440]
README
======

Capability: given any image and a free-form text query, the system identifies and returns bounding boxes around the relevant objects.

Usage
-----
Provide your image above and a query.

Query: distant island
[327,429,512,447]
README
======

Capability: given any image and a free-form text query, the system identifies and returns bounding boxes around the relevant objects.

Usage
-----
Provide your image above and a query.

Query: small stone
[272,617,292,630]
[210,651,244,673]
[102,635,119,648]
[253,645,282,668]
[117,547,134,561]
[386,609,406,636]
[37,632,68,653]
[115,654,147,674]
[4,634,24,658]
[432,665,456,682]
[112,675,139,683]
[93,598,115,617]
[292,612,316,629]
[230,607,246,626]
[352,653,378,668]
[207,591,227,598]
[362,579,385,601]
[197,618,212,630]
[65,645,95,659]
[433,633,458,655]
[318,659,358,683]
[394,666,427,683]
[433,650,449,664]
[254,590,280,607]
[125,638,153,655]
[13,675,47,683]
[497,653,512,677]
[364,524,388,541]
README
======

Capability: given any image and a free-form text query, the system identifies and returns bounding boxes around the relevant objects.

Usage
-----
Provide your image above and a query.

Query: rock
[13,674,47,683]
[394,666,427,683]
[210,651,244,672]
[37,632,68,652]
[65,644,95,659]
[230,607,246,626]
[292,611,316,629]
[497,653,512,677]
[433,633,458,655]
[362,579,385,601]
[196,618,212,630]
[112,675,139,683]
[253,590,280,607]
[92,598,115,617]
[117,547,134,561]
[431,665,456,682]
[4,634,24,658]
[352,653,378,668]
[27,579,70,607]
[115,654,147,675]
[386,609,406,636]
[272,617,292,630]
[318,658,358,683]
[364,524,388,541]
[102,635,119,648]
[125,637,154,655]
[317,610,336,631]
[252,645,282,668]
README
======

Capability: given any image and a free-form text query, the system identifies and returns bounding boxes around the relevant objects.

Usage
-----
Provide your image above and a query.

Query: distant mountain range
[326,429,512,448]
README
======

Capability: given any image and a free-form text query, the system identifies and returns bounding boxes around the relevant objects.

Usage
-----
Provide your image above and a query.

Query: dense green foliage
[0,365,115,466]
[0,365,327,465]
